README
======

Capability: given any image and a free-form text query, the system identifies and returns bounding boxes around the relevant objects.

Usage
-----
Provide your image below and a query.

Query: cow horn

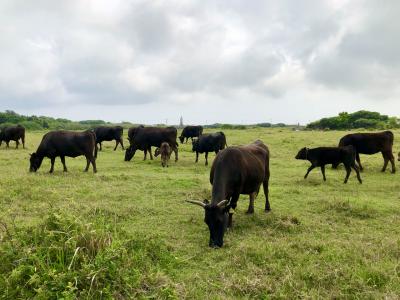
[186,200,206,208]
[217,200,229,208]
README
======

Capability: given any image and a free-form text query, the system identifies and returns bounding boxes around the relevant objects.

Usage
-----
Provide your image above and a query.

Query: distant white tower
[179,116,183,127]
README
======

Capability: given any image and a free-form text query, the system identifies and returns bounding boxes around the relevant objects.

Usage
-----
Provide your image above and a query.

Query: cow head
[192,139,199,152]
[187,199,229,248]
[295,147,308,160]
[29,153,43,172]
[179,136,184,144]
[124,145,136,161]
[154,148,160,157]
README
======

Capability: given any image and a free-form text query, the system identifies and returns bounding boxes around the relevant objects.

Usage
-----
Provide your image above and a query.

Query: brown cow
[155,142,172,167]
[125,127,178,162]
[333,131,395,173]
[187,140,270,248]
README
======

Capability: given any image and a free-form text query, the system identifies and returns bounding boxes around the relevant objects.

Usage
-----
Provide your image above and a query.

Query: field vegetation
[1,128,400,298]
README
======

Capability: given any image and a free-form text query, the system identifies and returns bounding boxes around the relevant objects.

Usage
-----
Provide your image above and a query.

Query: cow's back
[39,131,95,157]
[4,125,25,139]
[198,132,226,152]
[210,145,267,194]
[133,127,177,147]
[340,131,393,154]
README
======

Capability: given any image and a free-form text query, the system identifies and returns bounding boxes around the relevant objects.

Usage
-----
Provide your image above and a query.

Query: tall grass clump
[0,211,178,299]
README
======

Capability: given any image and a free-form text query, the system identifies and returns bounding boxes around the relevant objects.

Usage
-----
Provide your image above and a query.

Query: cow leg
[99,143,102,151]
[15,140,19,149]
[246,192,256,214]
[263,179,270,212]
[60,156,68,172]
[381,152,389,172]
[173,146,178,162]
[49,157,55,173]
[304,165,315,179]
[6,141,9,148]
[120,138,124,150]
[228,194,240,227]
[320,165,326,181]
[355,153,363,171]
[389,152,396,173]
[344,164,352,184]
[22,136,25,149]
[149,147,154,160]
[143,149,148,160]
[351,163,362,184]
[205,152,209,166]
[195,152,199,163]
[91,156,97,173]
[114,140,118,151]
[84,157,90,171]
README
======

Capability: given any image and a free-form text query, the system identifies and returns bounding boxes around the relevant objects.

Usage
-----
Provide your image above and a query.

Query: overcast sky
[1,0,399,125]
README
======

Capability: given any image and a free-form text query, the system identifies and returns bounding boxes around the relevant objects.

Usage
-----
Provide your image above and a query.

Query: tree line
[306,110,400,130]
[0,110,115,130]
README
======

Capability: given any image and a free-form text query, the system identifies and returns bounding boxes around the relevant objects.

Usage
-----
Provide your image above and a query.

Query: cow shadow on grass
[318,199,379,220]
[232,211,302,235]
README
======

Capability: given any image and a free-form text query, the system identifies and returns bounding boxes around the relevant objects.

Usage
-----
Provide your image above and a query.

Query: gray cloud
[0,0,399,124]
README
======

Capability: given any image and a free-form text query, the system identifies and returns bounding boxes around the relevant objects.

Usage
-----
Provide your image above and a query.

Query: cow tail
[221,132,228,148]
[94,142,98,159]
[349,145,356,162]
[338,137,344,147]
[388,131,394,145]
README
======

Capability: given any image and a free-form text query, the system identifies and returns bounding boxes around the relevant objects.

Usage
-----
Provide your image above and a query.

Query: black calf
[296,146,362,184]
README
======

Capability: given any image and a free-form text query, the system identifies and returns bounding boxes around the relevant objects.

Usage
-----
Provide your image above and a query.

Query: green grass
[1,128,400,298]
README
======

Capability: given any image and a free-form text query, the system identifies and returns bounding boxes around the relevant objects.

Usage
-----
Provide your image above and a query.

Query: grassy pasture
[1,128,400,298]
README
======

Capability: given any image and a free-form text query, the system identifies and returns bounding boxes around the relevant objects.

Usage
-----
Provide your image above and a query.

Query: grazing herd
[0,124,398,248]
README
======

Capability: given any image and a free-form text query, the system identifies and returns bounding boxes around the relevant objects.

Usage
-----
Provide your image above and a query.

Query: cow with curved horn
[187,140,270,248]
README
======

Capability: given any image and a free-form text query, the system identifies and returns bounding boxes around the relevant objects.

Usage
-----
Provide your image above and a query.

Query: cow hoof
[265,209,271,213]
[246,210,254,214]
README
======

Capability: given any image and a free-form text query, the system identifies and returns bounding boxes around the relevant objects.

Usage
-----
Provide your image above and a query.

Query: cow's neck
[211,178,229,205]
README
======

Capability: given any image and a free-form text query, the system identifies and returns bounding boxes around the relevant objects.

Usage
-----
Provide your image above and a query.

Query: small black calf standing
[296,146,362,184]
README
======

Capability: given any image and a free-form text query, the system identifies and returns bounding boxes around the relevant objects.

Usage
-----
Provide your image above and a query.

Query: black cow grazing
[192,132,227,165]
[125,126,178,162]
[179,125,203,143]
[93,126,124,151]
[296,146,362,184]
[0,125,25,148]
[127,125,145,143]
[29,130,97,173]
[333,131,395,173]
[155,142,172,167]
[187,140,270,248]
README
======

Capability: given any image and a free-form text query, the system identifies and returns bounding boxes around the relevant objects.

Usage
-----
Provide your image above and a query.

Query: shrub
[0,212,178,299]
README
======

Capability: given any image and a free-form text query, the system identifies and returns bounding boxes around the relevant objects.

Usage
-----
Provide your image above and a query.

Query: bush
[306,110,399,130]
[0,212,178,299]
